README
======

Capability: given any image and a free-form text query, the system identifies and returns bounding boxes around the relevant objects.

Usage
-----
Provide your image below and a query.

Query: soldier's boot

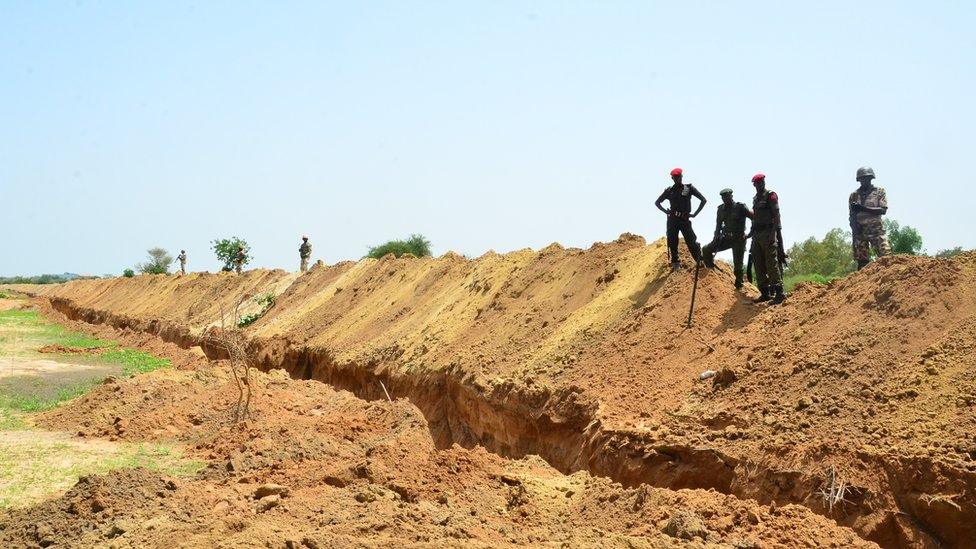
[733,270,743,290]
[771,284,786,305]
[753,286,771,303]
[671,261,681,272]
[856,259,869,271]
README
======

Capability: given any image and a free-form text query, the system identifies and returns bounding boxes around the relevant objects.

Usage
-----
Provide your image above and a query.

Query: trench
[48,296,975,549]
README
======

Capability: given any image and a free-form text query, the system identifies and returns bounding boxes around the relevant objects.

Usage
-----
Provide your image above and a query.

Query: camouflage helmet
[719,188,733,196]
[856,166,875,181]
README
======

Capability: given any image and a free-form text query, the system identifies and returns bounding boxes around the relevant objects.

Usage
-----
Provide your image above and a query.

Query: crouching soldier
[703,188,752,289]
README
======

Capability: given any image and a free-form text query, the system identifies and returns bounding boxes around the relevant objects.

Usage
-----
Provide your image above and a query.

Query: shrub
[122,269,135,278]
[935,246,965,259]
[137,247,173,275]
[366,234,432,259]
[883,219,924,255]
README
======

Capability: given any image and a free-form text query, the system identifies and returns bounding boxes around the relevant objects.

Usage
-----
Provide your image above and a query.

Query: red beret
[751,173,766,183]
[670,168,683,177]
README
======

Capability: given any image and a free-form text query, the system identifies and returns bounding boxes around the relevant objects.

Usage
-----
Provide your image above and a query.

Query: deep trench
[49,297,973,549]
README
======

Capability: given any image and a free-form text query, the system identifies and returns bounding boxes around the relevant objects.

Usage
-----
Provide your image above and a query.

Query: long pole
[687,262,701,328]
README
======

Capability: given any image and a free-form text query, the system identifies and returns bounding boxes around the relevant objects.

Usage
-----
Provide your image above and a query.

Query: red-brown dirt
[14,236,976,547]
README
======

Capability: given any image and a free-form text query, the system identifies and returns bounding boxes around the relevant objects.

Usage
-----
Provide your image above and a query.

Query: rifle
[776,227,788,270]
[686,261,701,328]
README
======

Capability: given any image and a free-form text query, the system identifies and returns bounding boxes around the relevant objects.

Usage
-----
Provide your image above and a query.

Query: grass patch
[0,433,205,508]
[0,409,26,430]
[0,310,170,413]
[784,273,846,292]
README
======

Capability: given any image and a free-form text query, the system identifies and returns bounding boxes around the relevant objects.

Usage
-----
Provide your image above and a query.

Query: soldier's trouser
[300,257,309,273]
[666,216,702,264]
[750,229,781,289]
[703,234,746,284]
[179,262,186,275]
[852,230,890,264]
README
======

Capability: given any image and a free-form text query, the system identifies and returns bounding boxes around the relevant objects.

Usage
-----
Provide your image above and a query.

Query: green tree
[883,219,924,255]
[783,228,856,280]
[212,237,252,271]
[935,246,965,259]
[366,234,432,259]
[122,269,135,278]
[137,247,173,274]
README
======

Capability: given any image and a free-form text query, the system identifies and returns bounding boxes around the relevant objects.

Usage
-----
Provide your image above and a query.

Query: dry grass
[920,493,962,511]
[819,465,851,514]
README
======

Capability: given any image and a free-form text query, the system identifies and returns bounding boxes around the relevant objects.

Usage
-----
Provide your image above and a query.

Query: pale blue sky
[2,1,973,276]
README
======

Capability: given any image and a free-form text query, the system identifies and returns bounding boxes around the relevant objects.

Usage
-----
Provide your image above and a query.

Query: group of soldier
[655,166,889,305]
[172,236,313,276]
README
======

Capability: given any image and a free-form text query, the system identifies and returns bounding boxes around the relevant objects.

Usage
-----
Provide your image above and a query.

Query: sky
[2,1,974,276]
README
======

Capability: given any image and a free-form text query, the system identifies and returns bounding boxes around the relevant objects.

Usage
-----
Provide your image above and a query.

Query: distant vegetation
[366,234,432,259]
[122,268,135,278]
[0,274,77,285]
[136,247,174,275]
[782,219,968,291]
[212,237,251,271]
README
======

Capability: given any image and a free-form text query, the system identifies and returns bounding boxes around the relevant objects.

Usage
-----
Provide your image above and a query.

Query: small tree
[784,228,856,280]
[212,237,252,272]
[122,268,135,278]
[137,247,173,274]
[366,234,432,259]
[883,219,923,255]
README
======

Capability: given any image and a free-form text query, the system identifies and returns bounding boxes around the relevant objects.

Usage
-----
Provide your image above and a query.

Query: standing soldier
[849,166,889,270]
[655,168,706,271]
[176,250,187,276]
[299,236,312,273]
[234,245,246,274]
[702,188,752,289]
[749,173,786,304]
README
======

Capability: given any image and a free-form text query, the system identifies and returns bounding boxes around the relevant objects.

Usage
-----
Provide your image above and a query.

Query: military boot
[734,270,743,290]
[771,284,786,305]
[753,287,771,303]
[671,261,681,272]
[857,259,869,271]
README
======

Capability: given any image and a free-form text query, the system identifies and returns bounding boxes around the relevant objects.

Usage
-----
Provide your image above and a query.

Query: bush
[883,219,924,255]
[935,246,965,259]
[783,228,856,280]
[237,292,276,328]
[137,247,173,275]
[122,269,135,278]
[366,234,432,259]
[212,237,252,271]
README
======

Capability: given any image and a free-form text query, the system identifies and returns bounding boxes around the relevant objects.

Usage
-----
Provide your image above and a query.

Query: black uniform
[703,202,752,287]
[750,189,782,291]
[656,183,704,265]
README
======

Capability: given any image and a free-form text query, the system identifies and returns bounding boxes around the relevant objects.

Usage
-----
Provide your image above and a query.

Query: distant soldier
[299,236,312,273]
[176,250,187,276]
[234,245,245,274]
[703,188,753,289]
[655,168,706,271]
[749,173,786,304]
[849,166,890,270]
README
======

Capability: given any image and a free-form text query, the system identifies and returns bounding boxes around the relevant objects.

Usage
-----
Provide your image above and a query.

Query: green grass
[0,310,170,412]
[783,273,846,292]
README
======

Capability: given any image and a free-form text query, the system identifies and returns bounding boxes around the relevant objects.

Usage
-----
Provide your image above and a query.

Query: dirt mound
[37,344,106,355]
[38,240,976,547]
[2,351,874,548]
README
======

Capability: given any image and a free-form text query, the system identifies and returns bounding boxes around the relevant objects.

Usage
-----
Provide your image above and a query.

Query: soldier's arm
[743,206,754,220]
[713,206,723,240]
[861,188,888,215]
[690,185,706,217]
[769,192,782,228]
[654,189,670,215]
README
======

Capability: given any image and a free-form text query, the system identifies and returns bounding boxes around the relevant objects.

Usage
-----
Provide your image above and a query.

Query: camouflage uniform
[703,200,752,288]
[849,185,890,265]
[750,189,782,292]
[234,249,245,274]
[299,240,312,273]
[176,251,187,276]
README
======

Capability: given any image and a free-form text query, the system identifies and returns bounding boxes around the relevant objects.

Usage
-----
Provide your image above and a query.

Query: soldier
[176,250,187,276]
[299,236,312,273]
[749,173,786,304]
[234,245,246,274]
[655,167,706,271]
[702,188,753,289]
[849,166,890,270]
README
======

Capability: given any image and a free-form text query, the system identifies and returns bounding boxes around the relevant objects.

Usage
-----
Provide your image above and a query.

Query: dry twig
[819,465,850,514]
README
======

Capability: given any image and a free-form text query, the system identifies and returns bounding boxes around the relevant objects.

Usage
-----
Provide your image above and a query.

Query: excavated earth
[4,235,976,548]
